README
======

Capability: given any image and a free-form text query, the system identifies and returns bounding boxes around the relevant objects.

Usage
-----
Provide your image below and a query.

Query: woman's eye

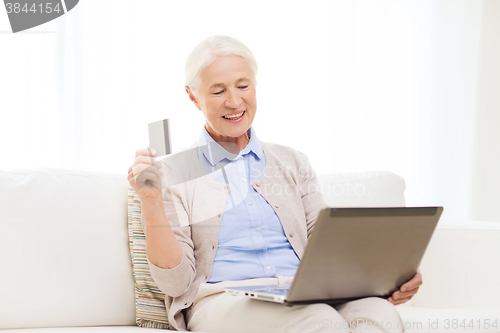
[214,90,224,95]
[239,85,248,89]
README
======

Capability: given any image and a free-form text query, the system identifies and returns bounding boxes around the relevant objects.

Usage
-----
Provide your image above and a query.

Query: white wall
[470,0,500,222]
[1,0,498,223]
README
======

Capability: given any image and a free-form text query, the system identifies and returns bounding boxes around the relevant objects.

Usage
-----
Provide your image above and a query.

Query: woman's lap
[186,291,404,333]
[186,291,347,333]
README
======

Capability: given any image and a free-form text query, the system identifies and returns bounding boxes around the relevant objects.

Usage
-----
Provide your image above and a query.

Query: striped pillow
[127,187,171,329]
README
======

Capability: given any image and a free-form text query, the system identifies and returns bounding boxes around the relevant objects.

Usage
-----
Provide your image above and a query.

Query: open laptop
[223,207,443,306]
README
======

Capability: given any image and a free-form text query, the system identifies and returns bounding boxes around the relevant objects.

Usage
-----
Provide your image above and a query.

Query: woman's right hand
[128,147,164,202]
[129,148,183,270]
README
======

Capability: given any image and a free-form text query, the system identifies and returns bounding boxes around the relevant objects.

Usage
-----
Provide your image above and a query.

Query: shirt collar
[196,126,264,167]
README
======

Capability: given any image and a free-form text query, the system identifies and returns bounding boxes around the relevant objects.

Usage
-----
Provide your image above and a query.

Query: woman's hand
[388,269,423,305]
[128,148,183,270]
[128,147,164,202]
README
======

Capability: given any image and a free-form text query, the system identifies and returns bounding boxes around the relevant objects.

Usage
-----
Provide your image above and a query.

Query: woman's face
[187,55,257,147]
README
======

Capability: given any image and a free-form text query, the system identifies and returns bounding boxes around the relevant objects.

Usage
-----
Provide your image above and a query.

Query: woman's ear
[186,87,201,111]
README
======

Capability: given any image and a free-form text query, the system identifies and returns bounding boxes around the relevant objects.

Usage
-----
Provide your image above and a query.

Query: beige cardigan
[142,141,329,331]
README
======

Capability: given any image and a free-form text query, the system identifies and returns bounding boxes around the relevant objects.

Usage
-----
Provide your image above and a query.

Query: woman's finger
[132,163,163,178]
[135,170,163,190]
[132,154,159,166]
[135,147,157,158]
[388,296,413,305]
[399,271,422,295]
[392,287,419,300]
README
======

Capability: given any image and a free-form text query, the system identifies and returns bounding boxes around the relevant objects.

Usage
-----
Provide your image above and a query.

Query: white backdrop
[1,0,499,223]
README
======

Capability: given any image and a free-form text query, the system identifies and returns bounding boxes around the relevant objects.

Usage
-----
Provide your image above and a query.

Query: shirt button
[267,265,272,270]
[289,232,294,237]
[255,227,259,232]
[248,202,253,206]
[255,183,260,187]
[212,245,215,249]
[275,204,279,208]
[242,178,247,183]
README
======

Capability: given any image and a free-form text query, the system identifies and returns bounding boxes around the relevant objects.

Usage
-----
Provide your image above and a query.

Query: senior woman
[128,35,422,333]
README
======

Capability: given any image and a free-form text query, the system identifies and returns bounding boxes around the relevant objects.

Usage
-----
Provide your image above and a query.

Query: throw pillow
[128,186,171,329]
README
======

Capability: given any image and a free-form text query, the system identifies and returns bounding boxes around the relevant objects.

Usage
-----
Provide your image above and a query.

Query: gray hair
[185,35,258,95]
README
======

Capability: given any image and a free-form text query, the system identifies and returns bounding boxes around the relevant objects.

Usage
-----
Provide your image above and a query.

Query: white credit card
[148,119,171,157]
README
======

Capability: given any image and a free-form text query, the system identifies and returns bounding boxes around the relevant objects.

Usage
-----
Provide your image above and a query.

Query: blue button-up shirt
[195,126,300,283]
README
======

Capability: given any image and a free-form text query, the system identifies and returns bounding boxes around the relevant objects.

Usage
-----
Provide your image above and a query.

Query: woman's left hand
[387,269,422,305]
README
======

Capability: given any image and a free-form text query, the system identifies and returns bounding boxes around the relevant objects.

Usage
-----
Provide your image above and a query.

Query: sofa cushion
[317,170,406,208]
[0,168,136,329]
[412,222,500,309]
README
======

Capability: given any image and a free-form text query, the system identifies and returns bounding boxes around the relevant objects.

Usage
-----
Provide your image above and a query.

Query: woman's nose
[225,89,241,108]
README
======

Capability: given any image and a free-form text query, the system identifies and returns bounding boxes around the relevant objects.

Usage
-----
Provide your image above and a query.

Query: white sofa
[1,168,499,333]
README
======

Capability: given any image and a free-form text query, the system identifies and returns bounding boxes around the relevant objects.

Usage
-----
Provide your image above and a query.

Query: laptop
[223,207,443,306]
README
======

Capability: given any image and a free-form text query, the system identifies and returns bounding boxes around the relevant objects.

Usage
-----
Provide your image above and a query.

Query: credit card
[148,119,171,157]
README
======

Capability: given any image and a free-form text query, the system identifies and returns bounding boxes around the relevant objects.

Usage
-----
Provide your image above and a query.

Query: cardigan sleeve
[143,163,197,298]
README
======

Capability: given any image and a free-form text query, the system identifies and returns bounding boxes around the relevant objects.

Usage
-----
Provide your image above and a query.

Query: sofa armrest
[412,221,500,308]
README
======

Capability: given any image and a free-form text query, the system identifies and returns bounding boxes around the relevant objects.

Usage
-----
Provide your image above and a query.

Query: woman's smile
[222,110,246,122]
